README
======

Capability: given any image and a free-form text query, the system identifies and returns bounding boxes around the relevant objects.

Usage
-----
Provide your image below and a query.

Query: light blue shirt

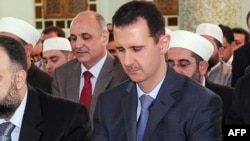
[79,52,107,97]
[136,76,165,120]
[0,88,28,141]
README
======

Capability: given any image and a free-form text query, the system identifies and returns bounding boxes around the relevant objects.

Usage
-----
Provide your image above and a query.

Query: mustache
[74,47,89,52]
[125,65,140,72]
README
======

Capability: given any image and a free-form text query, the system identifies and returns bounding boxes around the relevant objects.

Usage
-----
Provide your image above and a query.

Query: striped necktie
[137,95,154,141]
[0,122,15,141]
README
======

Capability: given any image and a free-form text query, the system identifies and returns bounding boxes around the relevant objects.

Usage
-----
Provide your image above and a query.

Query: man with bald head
[52,11,128,129]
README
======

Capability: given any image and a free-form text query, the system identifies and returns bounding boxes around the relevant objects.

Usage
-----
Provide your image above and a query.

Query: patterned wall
[179,0,242,31]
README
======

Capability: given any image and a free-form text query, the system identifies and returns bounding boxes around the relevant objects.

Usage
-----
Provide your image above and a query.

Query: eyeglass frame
[166,59,200,69]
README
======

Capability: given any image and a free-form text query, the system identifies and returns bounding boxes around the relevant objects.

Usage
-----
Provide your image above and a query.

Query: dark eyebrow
[80,33,91,36]
[116,46,123,49]
[167,59,190,62]
[178,59,190,62]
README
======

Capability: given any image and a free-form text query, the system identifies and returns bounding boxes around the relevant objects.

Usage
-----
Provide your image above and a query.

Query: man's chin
[0,104,19,119]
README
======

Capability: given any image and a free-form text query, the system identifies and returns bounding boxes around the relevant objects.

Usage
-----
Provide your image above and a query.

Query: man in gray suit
[52,11,128,127]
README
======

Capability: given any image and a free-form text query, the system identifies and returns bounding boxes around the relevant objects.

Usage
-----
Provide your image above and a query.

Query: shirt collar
[81,51,107,78]
[136,75,165,99]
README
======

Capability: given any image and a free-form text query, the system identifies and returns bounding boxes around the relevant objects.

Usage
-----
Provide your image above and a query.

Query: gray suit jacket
[92,66,222,141]
[52,53,128,123]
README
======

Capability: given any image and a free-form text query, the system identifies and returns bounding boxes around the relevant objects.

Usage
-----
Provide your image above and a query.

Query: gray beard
[0,81,20,119]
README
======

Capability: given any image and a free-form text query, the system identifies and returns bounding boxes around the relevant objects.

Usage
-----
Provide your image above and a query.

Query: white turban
[0,17,40,46]
[195,23,223,45]
[169,30,214,61]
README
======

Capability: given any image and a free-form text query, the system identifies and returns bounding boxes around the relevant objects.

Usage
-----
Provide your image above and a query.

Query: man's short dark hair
[42,26,66,38]
[232,27,249,43]
[219,24,234,44]
[0,35,27,71]
[112,1,165,44]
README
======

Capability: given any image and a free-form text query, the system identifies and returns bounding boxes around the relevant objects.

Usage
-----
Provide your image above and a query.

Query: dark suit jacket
[52,53,128,125]
[92,66,222,141]
[19,85,90,141]
[27,63,52,93]
[226,73,250,124]
[205,80,235,125]
[231,42,250,87]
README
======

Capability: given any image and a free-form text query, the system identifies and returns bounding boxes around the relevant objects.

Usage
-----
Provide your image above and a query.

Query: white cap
[0,17,40,46]
[43,37,72,52]
[195,23,223,45]
[169,30,214,61]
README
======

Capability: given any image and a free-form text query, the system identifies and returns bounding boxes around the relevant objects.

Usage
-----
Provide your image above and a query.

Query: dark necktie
[79,71,93,112]
[0,122,15,141]
[137,95,154,141]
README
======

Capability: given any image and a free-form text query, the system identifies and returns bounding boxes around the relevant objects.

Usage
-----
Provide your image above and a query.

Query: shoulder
[206,80,234,101]
[98,79,132,99]
[236,73,250,87]
[166,67,220,102]
[57,58,79,69]
[234,43,250,56]
[30,86,88,115]
[28,63,52,80]
[54,58,80,74]
[180,77,221,103]
[103,53,128,80]
[25,86,90,140]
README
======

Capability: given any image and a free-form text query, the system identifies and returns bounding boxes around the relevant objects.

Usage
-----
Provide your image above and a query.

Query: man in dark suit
[231,42,250,87]
[0,35,90,141]
[0,17,52,93]
[226,73,250,124]
[167,30,234,126]
[52,11,128,128]
[91,1,222,141]
[231,10,250,87]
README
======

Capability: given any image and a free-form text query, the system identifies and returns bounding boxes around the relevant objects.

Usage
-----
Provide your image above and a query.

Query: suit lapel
[144,67,182,140]
[90,54,114,118]
[67,60,81,101]
[19,85,42,141]
[93,53,114,96]
[122,81,138,141]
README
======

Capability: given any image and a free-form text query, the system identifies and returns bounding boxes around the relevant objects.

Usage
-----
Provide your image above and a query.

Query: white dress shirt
[0,88,28,141]
[136,76,165,120]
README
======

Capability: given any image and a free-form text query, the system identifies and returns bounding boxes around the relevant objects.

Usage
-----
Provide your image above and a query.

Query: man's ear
[102,30,109,46]
[218,47,224,60]
[159,34,170,55]
[198,61,209,76]
[15,70,27,89]
[24,44,33,57]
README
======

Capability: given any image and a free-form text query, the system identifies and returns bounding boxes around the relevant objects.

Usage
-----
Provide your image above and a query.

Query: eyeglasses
[167,60,198,68]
